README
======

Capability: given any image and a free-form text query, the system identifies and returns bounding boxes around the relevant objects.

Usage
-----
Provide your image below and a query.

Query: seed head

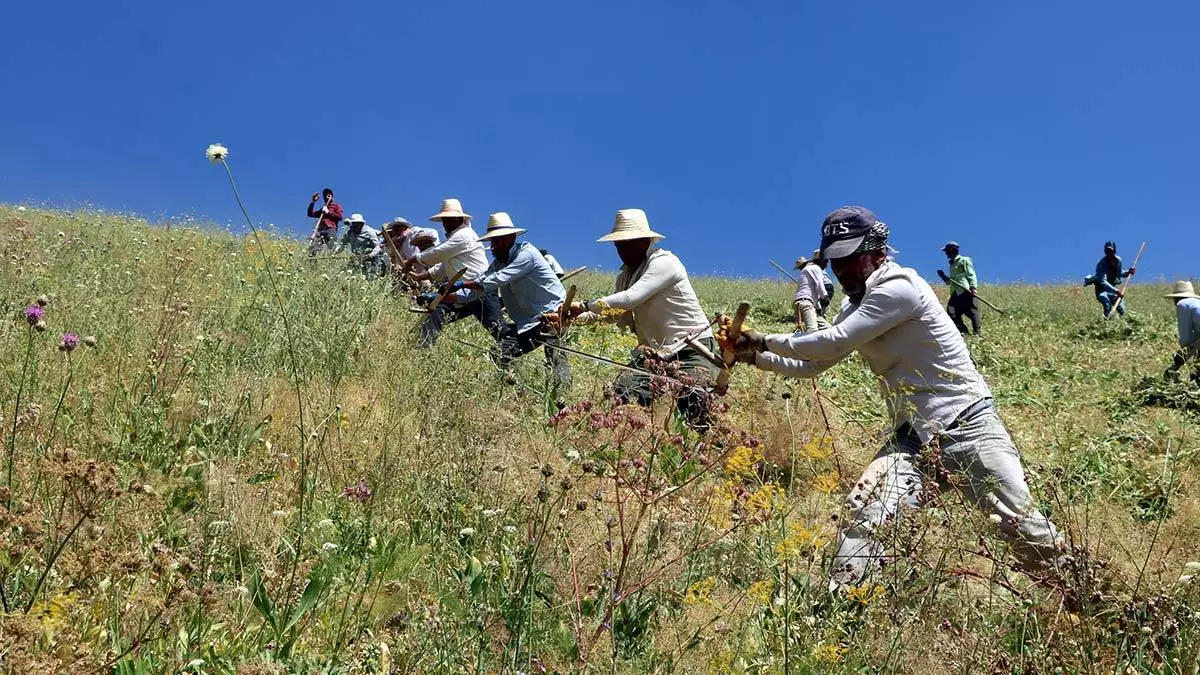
[206,143,229,163]
[36,295,49,307]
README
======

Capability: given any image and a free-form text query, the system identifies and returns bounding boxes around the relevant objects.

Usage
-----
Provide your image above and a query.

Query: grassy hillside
[1,205,1197,673]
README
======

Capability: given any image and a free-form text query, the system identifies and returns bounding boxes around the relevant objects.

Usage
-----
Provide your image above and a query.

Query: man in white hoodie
[729,206,1063,589]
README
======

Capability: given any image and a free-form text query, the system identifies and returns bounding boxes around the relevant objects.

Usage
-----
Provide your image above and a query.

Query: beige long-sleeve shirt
[755,261,991,443]
[591,248,713,348]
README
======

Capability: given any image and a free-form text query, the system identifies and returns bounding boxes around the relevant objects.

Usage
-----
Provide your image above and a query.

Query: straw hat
[479,212,527,240]
[1164,280,1198,299]
[345,213,366,225]
[430,198,471,222]
[597,208,664,242]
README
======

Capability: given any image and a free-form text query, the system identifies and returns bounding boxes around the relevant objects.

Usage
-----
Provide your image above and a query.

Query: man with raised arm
[728,206,1064,590]
[306,188,343,256]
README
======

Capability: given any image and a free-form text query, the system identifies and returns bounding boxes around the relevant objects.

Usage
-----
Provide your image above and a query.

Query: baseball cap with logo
[819,206,880,260]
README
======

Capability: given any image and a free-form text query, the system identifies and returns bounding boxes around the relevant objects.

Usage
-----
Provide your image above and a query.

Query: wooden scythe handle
[714,302,750,393]
[558,284,578,335]
[427,268,468,310]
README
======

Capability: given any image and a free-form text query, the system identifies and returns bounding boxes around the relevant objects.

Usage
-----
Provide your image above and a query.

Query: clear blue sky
[3,0,1196,282]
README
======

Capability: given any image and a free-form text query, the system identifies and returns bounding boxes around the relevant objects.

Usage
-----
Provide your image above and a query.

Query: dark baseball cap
[819,206,878,260]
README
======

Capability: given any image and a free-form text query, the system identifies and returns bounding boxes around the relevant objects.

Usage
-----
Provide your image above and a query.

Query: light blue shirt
[476,241,565,333]
[339,224,384,258]
[1178,297,1200,352]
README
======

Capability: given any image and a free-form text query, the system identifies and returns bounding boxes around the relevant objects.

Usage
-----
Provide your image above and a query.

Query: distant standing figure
[793,249,835,333]
[937,241,980,335]
[307,188,343,256]
[540,249,566,278]
[337,214,388,278]
[1083,241,1135,318]
[1163,280,1200,384]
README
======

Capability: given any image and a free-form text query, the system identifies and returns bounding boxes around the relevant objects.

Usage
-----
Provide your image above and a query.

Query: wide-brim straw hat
[1164,280,1198,299]
[430,198,472,222]
[479,212,527,240]
[597,208,664,242]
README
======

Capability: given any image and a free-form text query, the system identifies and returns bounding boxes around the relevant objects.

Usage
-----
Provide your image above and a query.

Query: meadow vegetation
[1,205,1198,673]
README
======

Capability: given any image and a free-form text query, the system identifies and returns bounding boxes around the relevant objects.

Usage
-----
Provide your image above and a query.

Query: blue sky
[3,0,1196,283]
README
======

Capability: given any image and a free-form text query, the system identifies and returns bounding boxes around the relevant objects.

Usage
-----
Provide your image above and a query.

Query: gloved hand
[733,346,760,365]
[1128,267,1137,276]
[937,270,949,282]
[415,292,438,306]
[566,301,590,317]
[733,329,767,354]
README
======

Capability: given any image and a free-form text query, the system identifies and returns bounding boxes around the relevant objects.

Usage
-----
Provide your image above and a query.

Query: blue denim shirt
[476,241,566,332]
[1087,255,1131,296]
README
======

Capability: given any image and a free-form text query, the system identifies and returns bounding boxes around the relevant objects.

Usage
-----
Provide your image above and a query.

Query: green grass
[1,205,1198,673]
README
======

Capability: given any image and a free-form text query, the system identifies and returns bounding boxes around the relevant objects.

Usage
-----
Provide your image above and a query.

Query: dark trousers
[308,230,337,256]
[417,291,502,348]
[612,337,722,431]
[947,292,981,335]
[497,324,572,390]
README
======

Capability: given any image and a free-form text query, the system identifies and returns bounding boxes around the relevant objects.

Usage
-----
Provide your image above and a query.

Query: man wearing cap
[563,209,718,430]
[540,249,566,278]
[1083,241,1135,318]
[306,188,344,256]
[1163,280,1200,384]
[728,206,1063,591]
[451,213,571,389]
[793,249,835,333]
[402,198,498,347]
[337,214,388,278]
[937,241,981,336]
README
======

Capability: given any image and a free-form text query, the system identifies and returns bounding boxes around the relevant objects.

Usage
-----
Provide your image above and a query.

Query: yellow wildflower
[775,522,828,560]
[801,436,834,459]
[684,577,715,605]
[746,483,781,514]
[812,643,847,663]
[30,592,77,635]
[724,445,761,478]
[746,579,775,605]
[813,471,840,494]
[846,583,885,605]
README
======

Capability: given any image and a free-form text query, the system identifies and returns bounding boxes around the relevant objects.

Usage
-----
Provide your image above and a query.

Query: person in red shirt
[307,188,344,255]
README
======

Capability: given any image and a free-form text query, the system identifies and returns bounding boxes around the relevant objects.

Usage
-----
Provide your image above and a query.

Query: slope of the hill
[0,206,1197,673]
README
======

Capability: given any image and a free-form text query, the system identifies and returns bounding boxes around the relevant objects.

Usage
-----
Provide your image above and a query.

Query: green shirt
[948,255,977,296]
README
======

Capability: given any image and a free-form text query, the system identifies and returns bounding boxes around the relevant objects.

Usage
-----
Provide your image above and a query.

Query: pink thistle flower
[24,305,44,325]
[58,333,80,352]
[341,479,372,503]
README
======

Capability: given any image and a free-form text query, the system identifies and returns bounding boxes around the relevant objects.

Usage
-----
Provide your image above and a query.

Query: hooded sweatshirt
[756,260,991,443]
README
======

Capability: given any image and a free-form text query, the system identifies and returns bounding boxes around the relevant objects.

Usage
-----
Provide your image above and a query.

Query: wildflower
[846,583,885,605]
[684,577,715,605]
[317,519,334,528]
[206,143,229,163]
[36,295,49,306]
[83,335,97,347]
[988,513,1003,525]
[271,509,289,519]
[23,304,44,325]
[503,525,518,534]
[724,445,760,478]
[812,643,847,663]
[776,522,828,559]
[459,527,475,538]
[746,579,775,605]
[341,479,372,503]
[746,483,782,514]
[813,471,840,494]
[321,542,339,552]
[482,509,501,518]
[801,436,834,459]
[58,332,80,352]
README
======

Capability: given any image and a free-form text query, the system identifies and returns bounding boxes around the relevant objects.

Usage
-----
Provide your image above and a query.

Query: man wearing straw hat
[337,213,388,278]
[453,212,571,389]
[564,208,719,430]
[1083,240,1136,318]
[1163,280,1200,384]
[793,249,835,333]
[402,198,498,347]
[726,206,1064,591]
[382,217,439,275]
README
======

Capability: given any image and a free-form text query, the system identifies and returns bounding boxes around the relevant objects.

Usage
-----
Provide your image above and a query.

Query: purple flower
[24,305,44,325]
[58,332,80,352]
[341,479,372,503]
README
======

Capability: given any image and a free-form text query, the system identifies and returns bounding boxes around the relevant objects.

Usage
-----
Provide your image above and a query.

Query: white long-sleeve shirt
[755,261,991,443]
[1178,297,1200,353]
[416,224,489,285]
[543,253,565,276]
[397,227,440,272]
[594,248,712,348]
[793,264,831,305]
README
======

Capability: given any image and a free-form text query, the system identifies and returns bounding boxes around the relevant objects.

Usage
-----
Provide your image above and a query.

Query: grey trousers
[831,399,1063,589]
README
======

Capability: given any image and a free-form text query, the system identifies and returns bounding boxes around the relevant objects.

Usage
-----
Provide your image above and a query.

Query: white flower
[482,509,501,518]
[503,525,518,534]
[459,527,476,538]
[271,509,289,519]
[208,520,231,530]
[317,519,335,528]
[321,542,339,552]
[565,449,580,461]
[206,143,229,163]
[234,585,250,597]
[988,514,1003,525]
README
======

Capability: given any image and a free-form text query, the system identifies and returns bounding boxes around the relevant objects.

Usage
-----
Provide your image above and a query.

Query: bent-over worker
[1164,280,1200,384]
